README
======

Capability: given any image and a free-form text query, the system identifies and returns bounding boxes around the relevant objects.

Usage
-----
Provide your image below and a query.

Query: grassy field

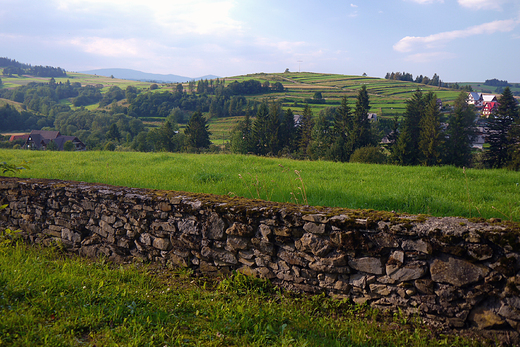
[0,243,487,346]
[2,149,520,221]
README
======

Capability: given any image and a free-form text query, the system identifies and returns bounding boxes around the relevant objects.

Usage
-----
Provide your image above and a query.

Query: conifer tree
[298,104,314,157]
[266,102,282,155]
[485,87,519,168]
[351,85,376,151]
[444,92,476,167]
[230,111,253,154]
[330,96,352,162]
[279,108,296,152]
[392,89,426,165]
[251,101,270,155]
[309,113,331,160]
[184,111,211,149]
[418,93,444,166]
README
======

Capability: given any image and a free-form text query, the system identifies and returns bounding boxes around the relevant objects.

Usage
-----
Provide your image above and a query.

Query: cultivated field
[2,149,520,221]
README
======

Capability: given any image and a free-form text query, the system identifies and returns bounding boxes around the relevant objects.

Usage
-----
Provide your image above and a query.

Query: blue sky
[1,0,519,82]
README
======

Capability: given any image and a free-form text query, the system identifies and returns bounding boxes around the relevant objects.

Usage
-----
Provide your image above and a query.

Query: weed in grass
[279,164,308,205]
[238,173,274,201]
[463,167,482,219]
[0,160,29,175]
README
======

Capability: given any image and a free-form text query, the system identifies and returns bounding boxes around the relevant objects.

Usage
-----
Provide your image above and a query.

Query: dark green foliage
[309,113,331,160]
[485,87,519,168]
[63,140,74,151]
[252,101,270,155]
[330,96,352,162]
[0,57,66,77]
[349,146,387,164]
[298,104,314,157]
[392,89,426,165]
[99,86,125,107]
[351,85,377,152]
[418,94,444,166]
[46,140,58,151]
[444,92,477,167]
[0,104,53,132]
[106,123,122,142]
[279,108,297,153]
[230,111,254,154]
[484,78,510,87]
[184,111,211,150]
[73,85,103,107]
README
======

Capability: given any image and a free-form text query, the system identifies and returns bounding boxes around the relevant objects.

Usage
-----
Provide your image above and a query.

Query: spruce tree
[230,111,253,154]
[444,92,476,167]
[351,85,375,151]
[330,96,352,162]
[309,113,331,160]
[266,102,282,155]
[298,104,314,158]
[251,101,270,155]
[184,111,211,149]
[485,87,519,168]
[392,89,426,165]
[279,108,296,152]
[418,93,444,166]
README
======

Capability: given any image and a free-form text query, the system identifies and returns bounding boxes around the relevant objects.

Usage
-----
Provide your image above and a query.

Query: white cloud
[68,37,141,57]
[394,18,519,52]
[52,0,242,36]
[458,0,509,10]
[351,4,358,8]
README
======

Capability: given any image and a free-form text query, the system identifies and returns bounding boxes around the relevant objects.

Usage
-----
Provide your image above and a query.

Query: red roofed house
[9,134,30,142]
[482,102,498,117]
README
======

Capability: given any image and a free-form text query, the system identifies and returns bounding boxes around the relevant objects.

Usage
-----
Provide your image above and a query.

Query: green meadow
[2,149,520,220]
[0,243,485,346]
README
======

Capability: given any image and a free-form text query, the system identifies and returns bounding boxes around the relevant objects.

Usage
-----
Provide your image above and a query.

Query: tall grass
[0,243,487,346]
[2,149,520,220]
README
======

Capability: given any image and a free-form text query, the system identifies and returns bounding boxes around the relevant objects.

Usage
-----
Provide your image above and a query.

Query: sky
[1,0,520,82]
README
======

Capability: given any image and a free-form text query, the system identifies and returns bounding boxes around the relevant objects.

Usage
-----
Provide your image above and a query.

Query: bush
[350,146,387,164]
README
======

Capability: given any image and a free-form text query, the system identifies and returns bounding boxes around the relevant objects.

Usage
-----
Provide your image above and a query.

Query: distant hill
[79,68,218,83]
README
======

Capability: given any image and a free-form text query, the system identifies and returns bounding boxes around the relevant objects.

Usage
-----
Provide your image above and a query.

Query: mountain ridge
[78,68,219,83]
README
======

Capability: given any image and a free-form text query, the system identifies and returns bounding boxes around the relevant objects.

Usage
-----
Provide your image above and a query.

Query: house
[481,102,498,117]
[24,130,86,151]
[482,95,498,104]
[467,92,483,107]
[368,113,377,121]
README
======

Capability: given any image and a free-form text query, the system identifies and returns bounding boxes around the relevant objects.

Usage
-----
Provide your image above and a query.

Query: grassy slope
[2,149,520,221]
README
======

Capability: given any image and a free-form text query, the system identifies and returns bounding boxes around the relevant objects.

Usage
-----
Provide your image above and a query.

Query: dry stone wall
[1,177,520,342]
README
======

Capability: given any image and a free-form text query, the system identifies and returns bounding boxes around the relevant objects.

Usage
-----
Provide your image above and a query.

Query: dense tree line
[384,71,472,91]
[229,86,379,161]
[228,88,485,168]
[484,79,510,87]
[1,57,67,77]
[0,104,54,132]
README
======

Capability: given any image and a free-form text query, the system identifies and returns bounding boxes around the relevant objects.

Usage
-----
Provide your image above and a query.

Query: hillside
[0,70,468,143]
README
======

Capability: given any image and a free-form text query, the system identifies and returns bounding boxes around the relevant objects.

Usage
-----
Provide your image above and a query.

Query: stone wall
[1,177,520,342]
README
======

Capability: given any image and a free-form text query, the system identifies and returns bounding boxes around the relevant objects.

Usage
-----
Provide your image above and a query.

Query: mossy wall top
[1,177,520,341]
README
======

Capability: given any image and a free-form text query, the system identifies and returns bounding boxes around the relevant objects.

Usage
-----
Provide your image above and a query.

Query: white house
[467,92,483,107]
